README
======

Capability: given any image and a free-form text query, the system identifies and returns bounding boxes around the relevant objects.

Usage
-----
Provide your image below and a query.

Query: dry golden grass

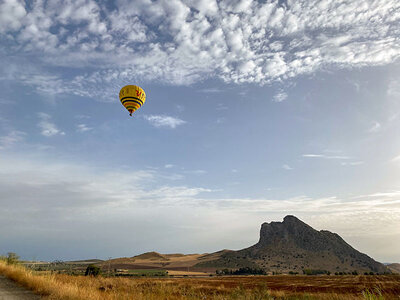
[166,270,209,276]
[0,261,398,300]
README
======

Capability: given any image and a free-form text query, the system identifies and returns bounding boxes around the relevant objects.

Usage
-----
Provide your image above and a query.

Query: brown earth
[0,275,40,300]
[161,275,400,296]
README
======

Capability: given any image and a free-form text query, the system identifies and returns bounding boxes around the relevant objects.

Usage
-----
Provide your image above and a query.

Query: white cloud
[0,0,26,33]
[200,88,224,93]
[273,91,288,102]
[392,154,400,163]
[1,0,399,97]
[76,124,92,133]
[303,154,351,160]
[388,79,400,98]
[144,115,186,129]
[282,164,293,170]
[164,164,174,169]
[352,191,400,199]
[341,161,364,166]
[368,121,381,133]
[0,130,25,149]
[38,113,65,137]
[0,154,211,214]
[0,153,399,261]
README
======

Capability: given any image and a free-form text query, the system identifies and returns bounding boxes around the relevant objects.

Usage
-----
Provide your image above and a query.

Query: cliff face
[197,215,390,274]
[257,215,358,253]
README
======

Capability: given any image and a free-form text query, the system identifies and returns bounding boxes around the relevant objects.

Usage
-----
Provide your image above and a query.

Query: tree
[85,264,101,276]
[6,252,19,265]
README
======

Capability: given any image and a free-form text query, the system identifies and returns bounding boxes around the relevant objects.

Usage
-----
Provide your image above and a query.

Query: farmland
[1,261,400,299]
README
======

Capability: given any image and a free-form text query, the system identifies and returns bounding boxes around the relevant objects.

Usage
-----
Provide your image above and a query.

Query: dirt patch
[0,275,40,300]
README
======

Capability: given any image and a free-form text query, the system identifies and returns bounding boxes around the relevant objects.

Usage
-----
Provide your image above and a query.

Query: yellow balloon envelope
[119,85,146,116]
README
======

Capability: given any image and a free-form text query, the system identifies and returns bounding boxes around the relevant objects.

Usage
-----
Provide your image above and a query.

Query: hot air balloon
[119,85,146,116]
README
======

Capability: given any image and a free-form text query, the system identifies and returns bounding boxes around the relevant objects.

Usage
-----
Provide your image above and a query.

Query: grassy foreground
[0,261,396,299]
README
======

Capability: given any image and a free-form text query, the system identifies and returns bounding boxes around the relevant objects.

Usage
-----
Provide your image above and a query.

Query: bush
[216,267,266,275]
[85,265,101,276]
[233,267,266,275]
[6,252,19,265]
[302,269,329,275]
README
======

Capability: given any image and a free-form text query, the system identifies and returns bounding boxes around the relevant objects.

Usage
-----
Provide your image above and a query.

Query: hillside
[195,216,389,274]
[99,216,389,274]
[100,251,225,271]
[387,263,400,274]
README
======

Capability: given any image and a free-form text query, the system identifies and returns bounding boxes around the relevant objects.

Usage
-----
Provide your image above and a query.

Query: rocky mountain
[196,215,390,274]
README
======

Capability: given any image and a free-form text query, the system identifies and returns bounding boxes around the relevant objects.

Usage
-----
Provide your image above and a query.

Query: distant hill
[132,252,169,261]
[195,215,390,274]
[99,216,390,274]
[387,263,400,274]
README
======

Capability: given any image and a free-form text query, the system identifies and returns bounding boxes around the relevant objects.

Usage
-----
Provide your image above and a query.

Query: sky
[0,0,400,263]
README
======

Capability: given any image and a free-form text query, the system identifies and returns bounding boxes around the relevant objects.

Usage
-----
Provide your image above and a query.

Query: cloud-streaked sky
[1,0,400,262]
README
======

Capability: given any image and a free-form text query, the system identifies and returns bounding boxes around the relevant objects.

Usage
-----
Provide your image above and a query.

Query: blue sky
[0,0,400,263]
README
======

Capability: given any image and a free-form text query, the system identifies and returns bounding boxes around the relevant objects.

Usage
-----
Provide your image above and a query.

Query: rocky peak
[257,215,316,248]
[196,215,390,274]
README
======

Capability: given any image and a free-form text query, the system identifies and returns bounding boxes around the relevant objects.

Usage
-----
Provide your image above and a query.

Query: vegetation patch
[0,257,399,300]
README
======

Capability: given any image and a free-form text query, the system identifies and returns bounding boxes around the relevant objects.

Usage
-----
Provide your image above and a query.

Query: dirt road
[0,275,40,300]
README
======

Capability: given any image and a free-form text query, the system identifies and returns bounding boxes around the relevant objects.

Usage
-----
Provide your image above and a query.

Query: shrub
[302,269,329,275]
[216,267,266,275]
[6,252,19,265]
[85,264,101,276]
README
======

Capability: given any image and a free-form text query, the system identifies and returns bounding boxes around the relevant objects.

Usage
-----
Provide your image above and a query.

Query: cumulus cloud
[38,113,65,137]
[144,115,186,128]
[0,0,26,33]
[0,0,399,99]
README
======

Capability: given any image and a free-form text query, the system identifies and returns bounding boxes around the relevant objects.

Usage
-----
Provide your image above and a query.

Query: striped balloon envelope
[119,85,146,116]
